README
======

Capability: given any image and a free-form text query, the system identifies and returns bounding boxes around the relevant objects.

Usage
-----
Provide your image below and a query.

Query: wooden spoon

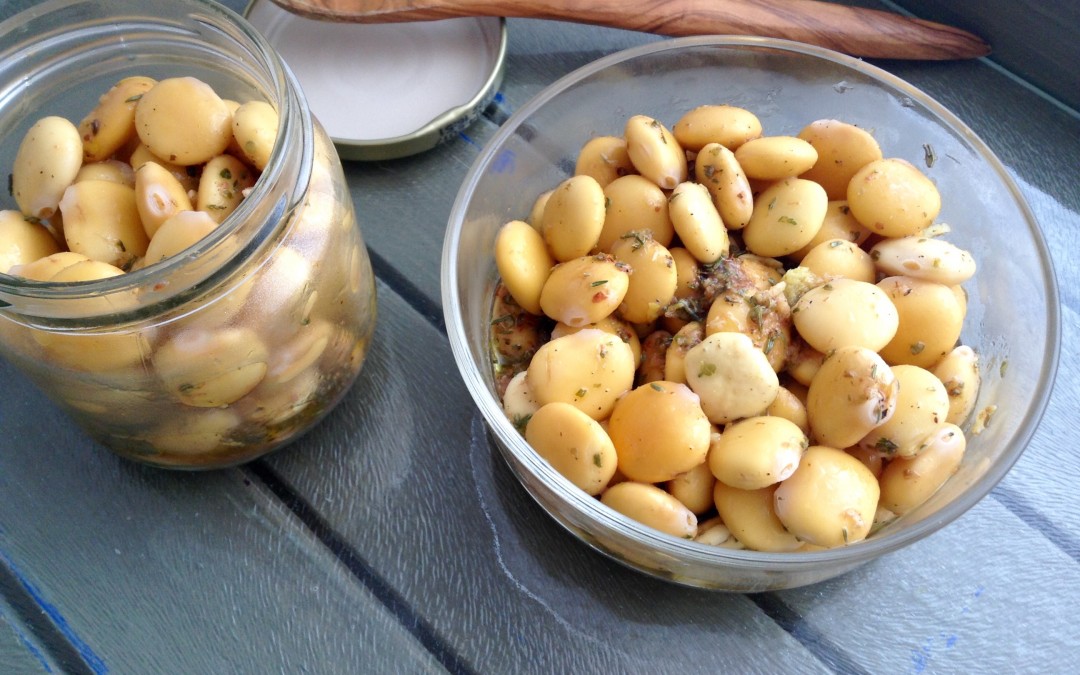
[270,0,990,60]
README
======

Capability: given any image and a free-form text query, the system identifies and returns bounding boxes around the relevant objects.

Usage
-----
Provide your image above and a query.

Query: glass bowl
[441,36,1059,591]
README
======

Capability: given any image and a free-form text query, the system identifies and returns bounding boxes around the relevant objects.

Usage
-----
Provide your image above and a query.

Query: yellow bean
[601,481,697,539]
[494,219,555,316]
[78,76,157,162]
[525,327,636,420]
[12,116,83,219]
[538,254,629,327]
[0,210,61,274]
[196,154,256,224]
[231,100,279,171]
[574,135,634,188]
[806,345,898,449]
[672,104,762,152]
[541,175,606,262]
[773,445,880,547]
[742,178,828,258]
[525,401,618,496]
[608,380,711,483]
[708,415,809,490]
[796,119,882,200]
[134,161,194,238]
[668,181,729,264]
[734,136,818,181]
[598,175,674,251]
[624,115,686,190]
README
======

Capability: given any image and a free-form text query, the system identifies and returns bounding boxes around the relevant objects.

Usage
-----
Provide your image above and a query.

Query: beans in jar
[0,75,375,468]
[490,106,980,550]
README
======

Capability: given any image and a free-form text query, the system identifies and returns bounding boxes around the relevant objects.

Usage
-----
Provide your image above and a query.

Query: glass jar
[0,0,377,469]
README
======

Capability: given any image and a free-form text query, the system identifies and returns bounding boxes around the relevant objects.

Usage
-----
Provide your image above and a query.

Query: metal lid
[244,1,506,161]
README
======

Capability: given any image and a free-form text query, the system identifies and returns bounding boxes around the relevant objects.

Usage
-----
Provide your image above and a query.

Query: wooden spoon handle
[273,0,990,60]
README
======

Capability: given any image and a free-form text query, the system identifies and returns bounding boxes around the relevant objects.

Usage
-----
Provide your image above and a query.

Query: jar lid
[244,1,506,161]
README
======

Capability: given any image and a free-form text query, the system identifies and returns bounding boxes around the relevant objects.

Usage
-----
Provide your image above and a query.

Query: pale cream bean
[145,408,241,458]
[541,175,606,262]
[693,516,745,548]
[788,200,871,262]
[135,77,233,165]
[877,276,965,368]
[12,116,83,219]
[800,239,876,283]
[668,181,729,264]
[153,327,269,407]
[766,385,810,435]
[930,345,981,425]
[541,254,628,326]
[59,180,148,268]
[870,235,977,286]
[806,346,899,449]
[128,144,200,192]
[667,461,717,515]
[712,482,802,552]
[637,330,672,384]
[197,154,257,224]
[708,415,808,490]
[664,320,703,384]
[135,161,194,238]
[608,380,712,483]
[550,314,641,366]
[694,142,753,230]
[601,481,697,539]
[847,158,941,237]
[33,260,150,371]
[859,365,950,458]
[672,104,762,152]
[796,119,883,200]
[624,114,686,190]
[527,189,553,229]
[685,331,779,425]
[79,76,157,162]
[742,178,827,258]
[574,135,635,188]
[75,160,135,188]
[525,401,618,496]
[7,251,89,281]
[0,210,61,274]
[792,277,899,353]
[879,422,966,515]
[494,219,555,316]
[598,175,675,251]
[143,210,219,266]
[610,234,677,324]
[734,136,818,181]
[231,100,279,170]
[502,371,540,432]
[773,445,880,547]
[525,327,636,420]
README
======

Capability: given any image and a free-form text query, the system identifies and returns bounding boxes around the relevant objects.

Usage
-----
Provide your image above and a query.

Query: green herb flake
[592,453,603,468]
[778,215,798,226]
[512,414,532,433]
[697,362,717,378]
[124,93,144,103]
[590,279,608,287]
[923,143,936,168]
[875,437,899,454]
[650,382,664,392]
[910,341,926,355]
[575,388,588,399]
[1000,360,1009,378]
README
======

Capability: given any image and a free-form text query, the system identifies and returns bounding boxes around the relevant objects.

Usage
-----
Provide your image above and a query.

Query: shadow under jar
[0,0,377,469]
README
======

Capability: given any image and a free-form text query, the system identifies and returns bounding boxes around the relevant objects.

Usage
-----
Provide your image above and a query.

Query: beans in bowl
[490,105,980,551]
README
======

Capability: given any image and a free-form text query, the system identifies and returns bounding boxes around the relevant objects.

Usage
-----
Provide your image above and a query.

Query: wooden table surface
[1,1,1077,673]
